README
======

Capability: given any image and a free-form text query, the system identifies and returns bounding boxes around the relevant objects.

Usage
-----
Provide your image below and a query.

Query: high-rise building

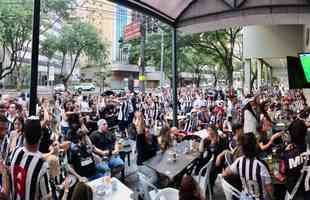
[74,0,115,61]
[113,5,129,62]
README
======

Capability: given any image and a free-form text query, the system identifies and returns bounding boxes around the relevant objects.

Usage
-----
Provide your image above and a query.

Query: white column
[244,58,251,94]
[257,59,262,88]
[269,67,273,86]
[264,64,268,83]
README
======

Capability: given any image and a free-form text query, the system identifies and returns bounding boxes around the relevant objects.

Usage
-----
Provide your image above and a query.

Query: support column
[269,67,273,86]
[29,0,41,116]
[264,63,268,84]
[172,28,177,127]
[244,58,251,94]
[257,59,262,89]
[139,14,146,93]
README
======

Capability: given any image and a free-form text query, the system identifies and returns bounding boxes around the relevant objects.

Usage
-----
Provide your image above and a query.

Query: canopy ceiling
[110,0,196,25]
[109,0,310,33]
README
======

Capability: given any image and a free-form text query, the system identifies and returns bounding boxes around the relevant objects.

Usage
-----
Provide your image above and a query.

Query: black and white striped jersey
[10,147,51,200]
[230,156,272,200]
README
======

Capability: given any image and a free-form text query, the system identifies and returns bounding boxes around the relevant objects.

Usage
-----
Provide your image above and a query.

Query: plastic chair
[224,151,233,167]
[137,172,158,200]
[193,154,214,200]
[153,188,179,200]
[219,174,240,200]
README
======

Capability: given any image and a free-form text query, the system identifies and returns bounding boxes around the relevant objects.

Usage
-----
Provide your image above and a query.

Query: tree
[41,33,58,85]
[0,1,33,86]
[126,24,190,81]
[191,27,242,86]
[56,19,109,88]
[0,0,76,89]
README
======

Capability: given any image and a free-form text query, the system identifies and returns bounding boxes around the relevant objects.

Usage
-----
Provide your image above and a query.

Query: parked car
[54,84,65,92]
[73,83,96,91]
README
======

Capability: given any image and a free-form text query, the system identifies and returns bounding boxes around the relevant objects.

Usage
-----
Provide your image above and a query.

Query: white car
[74,83,96,91]
[54,84,65,92]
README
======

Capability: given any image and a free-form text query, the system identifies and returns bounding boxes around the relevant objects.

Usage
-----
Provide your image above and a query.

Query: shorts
[118,120,129,131]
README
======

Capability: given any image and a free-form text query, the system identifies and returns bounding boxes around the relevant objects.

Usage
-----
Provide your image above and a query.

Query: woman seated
[223,132,274,200]
[157,125,172,152]
[197,125,229,192]
[135,112,159,165]
[68,130,105,181]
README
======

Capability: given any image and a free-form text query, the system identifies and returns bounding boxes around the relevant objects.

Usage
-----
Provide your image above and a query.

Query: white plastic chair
[224,151,233,166]
[153,188,179,200]
[193,154,214,200]
[137,172,159,200]
[219,174,240,200]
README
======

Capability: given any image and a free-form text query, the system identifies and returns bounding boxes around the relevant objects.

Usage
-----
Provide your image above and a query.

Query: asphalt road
[1,86,101,97]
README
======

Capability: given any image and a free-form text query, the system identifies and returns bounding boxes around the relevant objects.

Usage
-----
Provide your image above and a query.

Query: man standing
[0,114,9,160]
[10,117,51,200]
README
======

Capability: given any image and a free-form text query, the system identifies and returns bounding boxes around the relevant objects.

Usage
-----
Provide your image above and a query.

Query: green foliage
[0,0,76,81]
[191,28,242,85]
[41,33,58,59]
[124,21,242,87]
[55,19,109,86]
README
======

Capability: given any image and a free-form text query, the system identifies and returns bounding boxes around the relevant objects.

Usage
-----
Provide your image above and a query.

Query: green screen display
[300,53,310,83]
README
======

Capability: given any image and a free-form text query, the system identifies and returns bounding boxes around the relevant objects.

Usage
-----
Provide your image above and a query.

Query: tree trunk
[63,78,68,90]
[47,60,50,86]
[16,65,22,91]
[196,75,201,87]
[226,68,233,86]
[60,52,66,74]
[64,50,82,84]
[213,73,217,87]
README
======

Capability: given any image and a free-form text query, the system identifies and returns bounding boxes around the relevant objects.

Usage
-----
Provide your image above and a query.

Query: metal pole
[139,14,145,93]
[160,29,164,88]
[29,0,41,116]
[172,27,177,127]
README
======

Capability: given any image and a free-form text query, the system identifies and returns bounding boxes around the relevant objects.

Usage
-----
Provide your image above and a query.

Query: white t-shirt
[243,110,258,134]
[80,101,90,113]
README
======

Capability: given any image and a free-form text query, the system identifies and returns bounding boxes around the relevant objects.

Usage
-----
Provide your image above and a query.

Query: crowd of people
[0,85,309,200]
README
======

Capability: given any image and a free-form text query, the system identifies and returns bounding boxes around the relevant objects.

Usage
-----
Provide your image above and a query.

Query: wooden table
[87,177,134,200]
[143,142,200,180]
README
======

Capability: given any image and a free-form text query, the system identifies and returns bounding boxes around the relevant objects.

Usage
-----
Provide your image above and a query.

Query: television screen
[287,56,310,89]
[299,53,310,83]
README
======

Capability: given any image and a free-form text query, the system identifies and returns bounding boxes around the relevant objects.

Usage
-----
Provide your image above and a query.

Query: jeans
[95,155,124,173]
[61,126,69,136]
[88,172,105,181]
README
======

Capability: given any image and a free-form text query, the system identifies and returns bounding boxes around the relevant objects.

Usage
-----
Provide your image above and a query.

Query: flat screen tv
[287,56,310,89]
[299,53,310,83]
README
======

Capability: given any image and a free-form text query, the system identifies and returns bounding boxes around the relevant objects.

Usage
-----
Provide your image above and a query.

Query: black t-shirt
[66,128,81,144]
[280,147,303,177]
[204,136,229,157]
[90,131,116,152]
[68,143,96,178]
[39,127,53,153]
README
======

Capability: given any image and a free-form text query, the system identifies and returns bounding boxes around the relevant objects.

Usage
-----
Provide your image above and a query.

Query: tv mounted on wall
[287,55,310,89]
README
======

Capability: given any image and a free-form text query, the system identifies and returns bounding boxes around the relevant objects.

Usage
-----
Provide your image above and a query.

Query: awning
[109,0,310,32]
